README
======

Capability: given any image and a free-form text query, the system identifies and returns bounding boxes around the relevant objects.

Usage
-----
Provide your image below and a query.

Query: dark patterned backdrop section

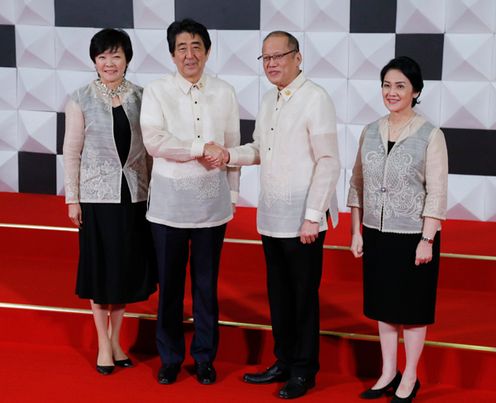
[56,113,65,155]
[395,34,444,80]
[0,0,495,221]
[444,128,496,176]
[54,0,134,28]
[174,0,260,30]
[0,25,16,67]
[18,152,56,195]
[350,0,397,33]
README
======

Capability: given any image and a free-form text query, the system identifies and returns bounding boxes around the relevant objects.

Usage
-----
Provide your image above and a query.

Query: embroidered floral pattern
[382,144,424,222]
[80,148,121,200]
[91,80,137,112]
[95,78,130,99]
[363,145,386,220]
[172,165,221,200]
[363,142,425,226]
[260,170,291,208]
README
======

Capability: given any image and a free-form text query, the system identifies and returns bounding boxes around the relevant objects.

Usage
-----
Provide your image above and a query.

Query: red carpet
[1,219,494,346]
[2,342,496,403]
[1,308,496,402]
[1,192,496,401]
[1,191,495,256]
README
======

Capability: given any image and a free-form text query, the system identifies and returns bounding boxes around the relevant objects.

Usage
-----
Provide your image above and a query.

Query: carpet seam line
[1,302,494,353]
[1,223,495,261]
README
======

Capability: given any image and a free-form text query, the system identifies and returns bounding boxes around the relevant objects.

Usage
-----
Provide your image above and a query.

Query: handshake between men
[202,142,229,169]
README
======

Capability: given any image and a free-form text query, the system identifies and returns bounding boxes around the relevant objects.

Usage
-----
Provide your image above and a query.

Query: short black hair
[263,31,300,52]
[89,28,133,63]
[166,18,211,55]
[380,56,424,107]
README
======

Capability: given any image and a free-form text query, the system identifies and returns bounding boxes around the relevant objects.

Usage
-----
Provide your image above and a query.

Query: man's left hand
[202,142,228,168]
[300,220,320,244]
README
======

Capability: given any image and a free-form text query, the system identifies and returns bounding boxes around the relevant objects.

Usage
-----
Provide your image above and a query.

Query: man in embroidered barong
[140,19,240,386]
[207,31,340,400]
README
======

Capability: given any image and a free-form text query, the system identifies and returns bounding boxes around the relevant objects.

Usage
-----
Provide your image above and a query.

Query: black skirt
[76,194,157,304]
[362,226,440,325]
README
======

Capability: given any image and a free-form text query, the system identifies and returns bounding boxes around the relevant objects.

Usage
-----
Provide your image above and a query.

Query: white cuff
[226,147,239,165]
[230,191,239,204]
[191,141,206,158]
[305,208,323,223]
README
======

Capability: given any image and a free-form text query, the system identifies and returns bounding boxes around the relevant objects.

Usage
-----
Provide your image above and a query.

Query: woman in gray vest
[347,56,448,402]
[63,29,156,375]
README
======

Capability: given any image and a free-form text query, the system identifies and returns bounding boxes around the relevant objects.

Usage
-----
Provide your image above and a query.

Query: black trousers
[262,231,326,378]
[151,223,226,366]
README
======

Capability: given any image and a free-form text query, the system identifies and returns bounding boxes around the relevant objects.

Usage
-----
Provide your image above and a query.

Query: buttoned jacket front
[229,73,341,237]
[140,73,240,228]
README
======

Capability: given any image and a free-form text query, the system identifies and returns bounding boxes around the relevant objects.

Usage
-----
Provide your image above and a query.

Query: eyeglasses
[257,49,297,63]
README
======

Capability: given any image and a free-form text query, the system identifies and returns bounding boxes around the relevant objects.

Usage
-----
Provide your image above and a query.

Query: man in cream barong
[209,31,340,399]
[140,19,240,386]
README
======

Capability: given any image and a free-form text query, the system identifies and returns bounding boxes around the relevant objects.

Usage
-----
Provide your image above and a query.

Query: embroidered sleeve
[347,127,366,209]
[304,91,341,220]
[63,97,85,204]
[423,128,448,220]
[141,83,202,161]
[224,88,241,203]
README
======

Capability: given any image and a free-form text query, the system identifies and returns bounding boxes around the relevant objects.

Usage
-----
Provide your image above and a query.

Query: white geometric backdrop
[0,0,495,221]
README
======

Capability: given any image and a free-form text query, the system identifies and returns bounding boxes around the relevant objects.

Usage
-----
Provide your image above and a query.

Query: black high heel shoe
[391,379,421,402]
[360,371,402,399]
[114,358,134,368]
[96,351,115,375]
[96,364,115,375]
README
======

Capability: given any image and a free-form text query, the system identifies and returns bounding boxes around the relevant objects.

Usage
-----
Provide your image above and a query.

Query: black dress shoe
[114,358,134,368]
[360,371,402,399]
[158,364,181,384]
[96,365,115,375]
[278,376,315,399]
[195,361,216,385]
[391,379,420,402]
[243,364,290,384]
